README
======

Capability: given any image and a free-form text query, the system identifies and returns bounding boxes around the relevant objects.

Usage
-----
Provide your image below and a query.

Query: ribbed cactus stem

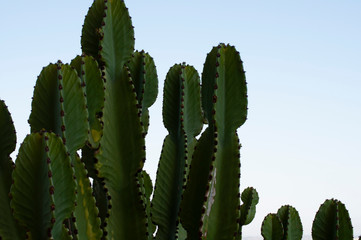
[152,63,202,240]
[180,43,247,240]
[312,199,353,240]
[0,100,25,240]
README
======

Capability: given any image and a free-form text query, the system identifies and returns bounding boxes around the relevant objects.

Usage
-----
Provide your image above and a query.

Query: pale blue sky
[1,1,360,238]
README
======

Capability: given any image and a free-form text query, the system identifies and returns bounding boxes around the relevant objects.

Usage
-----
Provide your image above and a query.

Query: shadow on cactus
[0,0,258,239]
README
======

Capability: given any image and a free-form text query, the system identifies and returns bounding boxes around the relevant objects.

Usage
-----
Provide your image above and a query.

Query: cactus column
[181,43,248,240]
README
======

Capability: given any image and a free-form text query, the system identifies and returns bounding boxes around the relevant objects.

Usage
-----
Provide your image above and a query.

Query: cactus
[151,63,203,240]
[261,205,302,240]
[237,187,259,239]
[10,132,76,239]
[312,199,353,240]
[0,1,258,239]
[180,43,248,240]
[0,100,25,240]
[261,213,284,240]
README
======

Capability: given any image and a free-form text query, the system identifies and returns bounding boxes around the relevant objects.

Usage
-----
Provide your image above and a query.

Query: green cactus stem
[71,55,104,148]
[0,100,25,240]
[277,205,303,240]
[28,61,88,156]
[312,199,353,240]
[10,132,76,239]
[152,63,203,240]
[81,0,106,63]
[73,155,103,239]
[261,214,284,240]
[127,50,158,135]
[237,187,259,239]
[180,43,247,240]
[95,65,148,239]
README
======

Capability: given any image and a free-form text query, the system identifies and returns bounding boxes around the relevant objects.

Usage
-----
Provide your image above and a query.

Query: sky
[1,0,360,238]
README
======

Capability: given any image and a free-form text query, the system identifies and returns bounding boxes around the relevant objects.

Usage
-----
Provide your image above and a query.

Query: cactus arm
[152,64,202,239]
[28,62,88,156]
[179,128,214,239]
[261,214,284,240]
[71,55,104,148]
[101,0,134,83]
[127,51,158,134]
[81,0,105,62]
[240,187,259,226]
[73,155,103,240]
[312,199,353,240]
[10,132,76,239]
[0,100,25,239]
[95,66,147,239]
[276,205,303,240]
[236,187,259,239]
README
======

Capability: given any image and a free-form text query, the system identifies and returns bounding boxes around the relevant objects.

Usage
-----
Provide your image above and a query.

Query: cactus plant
[261,205,302,240]
[261,213,284,240]
[0,0,256,239]
[312,199,353,240]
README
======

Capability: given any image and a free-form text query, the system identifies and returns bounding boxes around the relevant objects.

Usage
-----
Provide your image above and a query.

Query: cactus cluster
[261,199,354,240]
[0,0,258,239]
[0,0,357,239]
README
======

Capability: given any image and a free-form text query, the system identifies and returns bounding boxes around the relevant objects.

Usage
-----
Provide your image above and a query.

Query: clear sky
[1,0,360,238]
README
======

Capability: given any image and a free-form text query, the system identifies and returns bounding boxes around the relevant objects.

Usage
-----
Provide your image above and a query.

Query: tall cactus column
[151,63,203,240]
[181,43,248,240]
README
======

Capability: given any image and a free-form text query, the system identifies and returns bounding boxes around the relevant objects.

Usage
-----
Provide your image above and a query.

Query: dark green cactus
[127,50,158,135]
[261,205,303,240]
[277,205,303,240]
[261,213,284,240]
[0,1,263,240]
[28,61,88,156]
[0,100,25,240]
[312,199,353,240]
[151,63,203,240]
[237,187,259,239]
[70,55,104,148]
[180,43,248,240]
[10,132,76,239]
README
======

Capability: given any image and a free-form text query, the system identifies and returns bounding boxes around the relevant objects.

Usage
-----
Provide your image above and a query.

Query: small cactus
[261,205,302,240]
[312,199,353,240]
[261,213,284,240]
